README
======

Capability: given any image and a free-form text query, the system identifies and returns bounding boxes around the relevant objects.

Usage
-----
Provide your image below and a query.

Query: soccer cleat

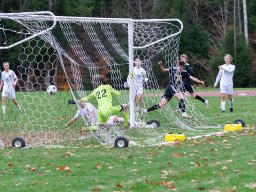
[230,107,233,112]
[182,112,192,119]
[222,110,225,112]
[204,100,209,108]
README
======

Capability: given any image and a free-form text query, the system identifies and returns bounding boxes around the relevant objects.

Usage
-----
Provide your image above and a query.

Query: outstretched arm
[158,61,169,72]
[189,76,204,85]
[109,85,120,96]
[79,89,96,102]
[214,70,222,87]
[65,117,77,126]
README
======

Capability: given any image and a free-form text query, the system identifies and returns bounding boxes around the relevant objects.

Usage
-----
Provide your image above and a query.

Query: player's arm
[108,85,120,96]
[189,76,204,85]
[65,117,78,126]
[79,89,96,102]
[142,69,148,82]
[0,80,3,91]
[219,65,235,73]
[158,61,169,72]
[127,74,131,88]
[214,70,222,87]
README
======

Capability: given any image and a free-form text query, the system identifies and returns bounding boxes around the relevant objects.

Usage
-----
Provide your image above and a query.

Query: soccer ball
[47,85,57,95]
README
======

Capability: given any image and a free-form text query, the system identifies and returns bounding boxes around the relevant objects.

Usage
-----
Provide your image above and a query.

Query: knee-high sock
[229,99,233,108]
[221,102,226,111]
[2,106,6,114]
[195,95,205,103]
[147,104,160,112]
[179,99,185,113]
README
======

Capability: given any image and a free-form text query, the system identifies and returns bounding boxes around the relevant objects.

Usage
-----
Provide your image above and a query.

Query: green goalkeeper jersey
[81,84,120,111]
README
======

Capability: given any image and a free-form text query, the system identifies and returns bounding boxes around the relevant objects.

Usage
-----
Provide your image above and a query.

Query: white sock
[136,105,141,112]
[118,117,124,123]
[2,106,6,114]
[17,104,22,111]
[229,99,233,108]
[221,102,226,111]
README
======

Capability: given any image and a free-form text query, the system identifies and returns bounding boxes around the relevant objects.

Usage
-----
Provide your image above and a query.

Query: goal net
[0,12,217,147]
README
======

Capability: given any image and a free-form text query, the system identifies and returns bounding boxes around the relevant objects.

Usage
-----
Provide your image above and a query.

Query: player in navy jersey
[143,61,205,118]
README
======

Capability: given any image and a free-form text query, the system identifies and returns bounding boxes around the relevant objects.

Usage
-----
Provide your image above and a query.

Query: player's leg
[144,85,174,113]
[1,93,7,114]
[10,91,22,112]
[136,87,143,112]
[110,105,129,126]
[220,85,227,112]
[98,111,107,125]
[220,93,227,112]
[175,92,192,119]
[227,85,234,112]
[186,84,209,107]
[228,94,233,112]
[190,92,209,108]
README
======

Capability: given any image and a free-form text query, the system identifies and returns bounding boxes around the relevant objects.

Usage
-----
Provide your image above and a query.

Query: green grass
[0,89,256,191]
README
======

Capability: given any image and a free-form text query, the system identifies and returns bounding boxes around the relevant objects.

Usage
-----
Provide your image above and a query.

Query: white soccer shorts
[220,84,233,94]
[132,86,143,97]
[2,89,16,99]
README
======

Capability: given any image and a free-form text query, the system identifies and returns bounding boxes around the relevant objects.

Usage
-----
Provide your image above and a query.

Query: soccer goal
[0,11,217,147]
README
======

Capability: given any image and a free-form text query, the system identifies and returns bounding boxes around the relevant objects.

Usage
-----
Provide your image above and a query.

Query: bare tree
[242,0,249,46]
[115,0,159,19]
[48,0,54,11]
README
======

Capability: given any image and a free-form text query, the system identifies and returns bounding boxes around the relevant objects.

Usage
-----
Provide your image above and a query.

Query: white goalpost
[0,11,218,147]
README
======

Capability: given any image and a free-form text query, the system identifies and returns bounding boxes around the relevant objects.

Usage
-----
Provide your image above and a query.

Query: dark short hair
[178,61,185,66]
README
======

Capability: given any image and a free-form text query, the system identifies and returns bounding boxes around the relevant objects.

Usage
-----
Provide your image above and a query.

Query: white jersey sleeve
[214,64,235,86]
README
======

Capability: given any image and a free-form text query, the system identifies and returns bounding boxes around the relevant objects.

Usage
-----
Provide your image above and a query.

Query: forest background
[0,0,256,87]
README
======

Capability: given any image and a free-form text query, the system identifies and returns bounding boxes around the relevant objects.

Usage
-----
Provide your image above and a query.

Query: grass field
[0,88,256,191]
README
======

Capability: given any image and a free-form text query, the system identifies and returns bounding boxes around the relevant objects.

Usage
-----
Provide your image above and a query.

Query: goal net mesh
[0,12,218,147]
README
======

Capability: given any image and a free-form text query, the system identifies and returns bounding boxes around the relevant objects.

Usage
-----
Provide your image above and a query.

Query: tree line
[0,0,256,87]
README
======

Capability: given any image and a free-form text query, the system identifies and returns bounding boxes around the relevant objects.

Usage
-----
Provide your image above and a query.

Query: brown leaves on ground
[115,182,124,188]
[56,165,72,174]
[147,180,176,190]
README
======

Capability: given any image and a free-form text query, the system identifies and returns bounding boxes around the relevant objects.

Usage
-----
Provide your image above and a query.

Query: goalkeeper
[79,80,129,126]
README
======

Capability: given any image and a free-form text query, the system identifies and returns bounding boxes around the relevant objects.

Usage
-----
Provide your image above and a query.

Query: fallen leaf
[7,163,14,167]
[30,167,36,172]
[191,179,200,183]
[57,165,70,171]
[63,151,74,157]
[195,162,201,167]
[115,183,123,188]
[96,163,102,170]
[172,153,182,158]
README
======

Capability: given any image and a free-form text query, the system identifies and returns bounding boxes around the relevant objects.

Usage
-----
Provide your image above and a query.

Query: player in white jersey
[65,102,98,127]
[105,115,125,126]
[214,54,235,112]
[127,57,148,112]
[0,62,22,114]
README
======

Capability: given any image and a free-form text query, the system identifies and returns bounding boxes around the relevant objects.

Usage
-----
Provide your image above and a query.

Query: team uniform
[214,64,235,94]
[80,84,128,126]
[163,67,190,100]
[1,70,18,99]
[127,66,147,96]
[74,103,98,126]
[106,115,124,126]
